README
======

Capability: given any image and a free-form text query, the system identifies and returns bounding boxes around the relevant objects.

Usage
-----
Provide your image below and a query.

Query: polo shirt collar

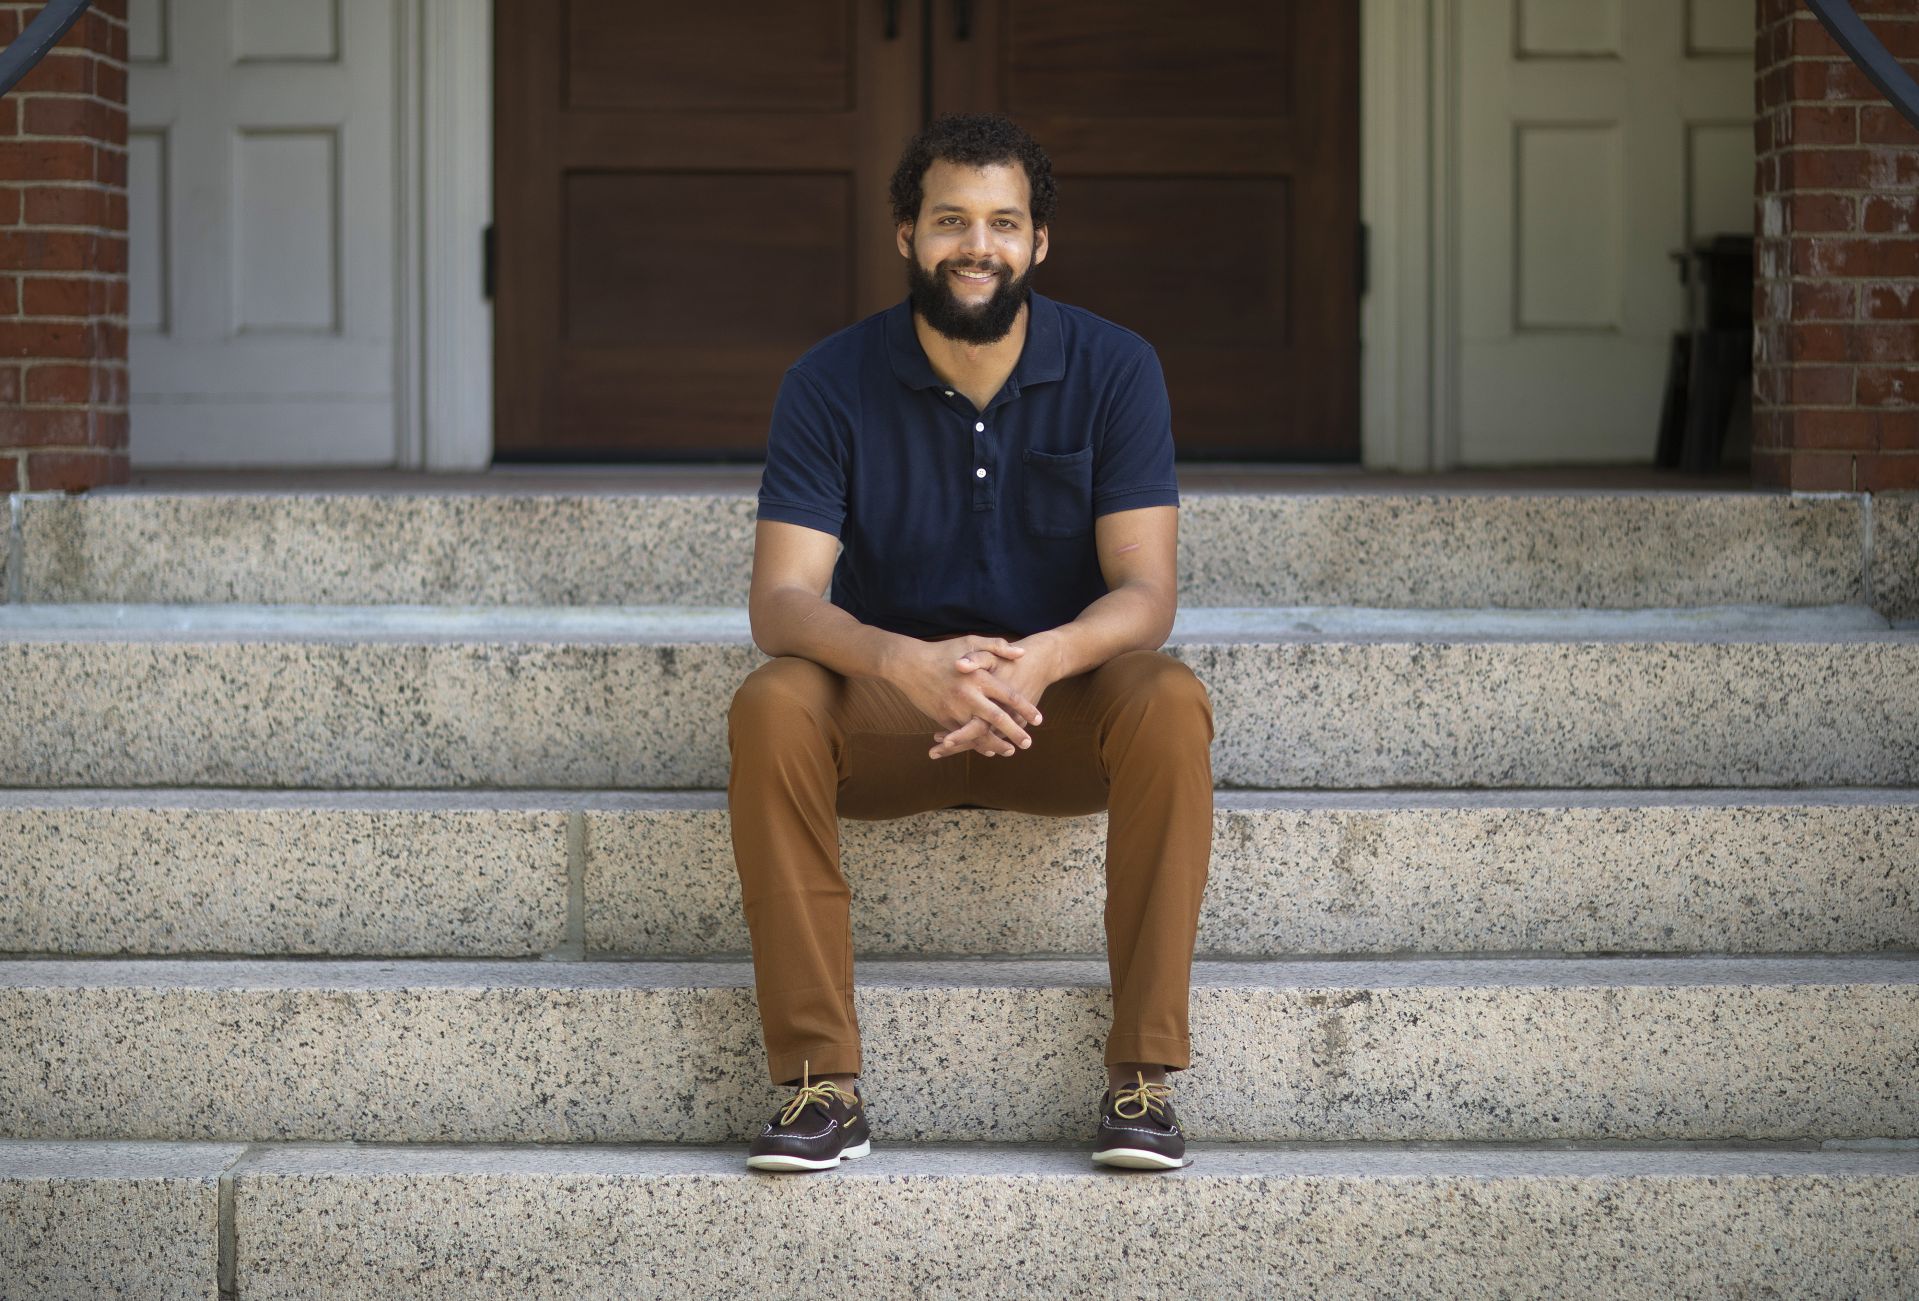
[883,292,1066,396]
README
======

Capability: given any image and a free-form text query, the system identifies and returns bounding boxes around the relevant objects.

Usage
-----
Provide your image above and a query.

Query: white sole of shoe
[746,1138,872,1172]
[1091,1147,1190,1170]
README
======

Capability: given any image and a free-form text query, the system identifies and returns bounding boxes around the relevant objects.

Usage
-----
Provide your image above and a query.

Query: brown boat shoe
[745,1061,873,1172]
[1091,1070,1191,1170]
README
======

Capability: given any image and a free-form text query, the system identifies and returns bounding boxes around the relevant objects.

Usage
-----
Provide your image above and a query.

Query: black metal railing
[0,0,93,99]
[1805,0,1919,131]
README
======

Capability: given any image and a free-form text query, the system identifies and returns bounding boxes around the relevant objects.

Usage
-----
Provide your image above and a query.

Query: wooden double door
[494,1,1358,461]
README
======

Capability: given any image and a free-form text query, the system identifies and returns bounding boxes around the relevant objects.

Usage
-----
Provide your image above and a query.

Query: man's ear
[896,222,914,259]
[1033,225,1049,266]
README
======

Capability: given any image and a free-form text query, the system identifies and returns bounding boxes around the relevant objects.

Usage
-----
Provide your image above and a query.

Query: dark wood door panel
[562,173,854,347]
[495,0,917,459]
[998,0,1295,119]
[557,345,806,457]
[1033,177,1292,348]
[564,0,857,113]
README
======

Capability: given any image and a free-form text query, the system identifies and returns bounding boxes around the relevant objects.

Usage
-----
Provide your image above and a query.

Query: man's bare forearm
[1025,582,1175,681]
[750,586,914,680]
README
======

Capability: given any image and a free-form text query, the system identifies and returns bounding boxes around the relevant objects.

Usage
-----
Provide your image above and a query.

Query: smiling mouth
[950,267,999,283]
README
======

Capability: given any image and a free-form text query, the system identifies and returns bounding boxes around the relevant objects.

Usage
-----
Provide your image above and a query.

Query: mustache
[940,257,1005,274]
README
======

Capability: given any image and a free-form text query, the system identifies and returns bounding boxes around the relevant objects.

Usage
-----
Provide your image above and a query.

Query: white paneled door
[1453,0,1754,464]
[128,0,403,465]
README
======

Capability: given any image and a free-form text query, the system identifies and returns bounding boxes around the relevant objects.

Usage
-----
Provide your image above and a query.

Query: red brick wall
[0,0,128,494]
[1755,0,1919,491]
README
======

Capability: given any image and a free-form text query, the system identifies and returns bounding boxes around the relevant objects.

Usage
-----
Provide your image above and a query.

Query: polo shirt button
[975,467,987,479]
[944,390,954,397]
[975,421,985,432]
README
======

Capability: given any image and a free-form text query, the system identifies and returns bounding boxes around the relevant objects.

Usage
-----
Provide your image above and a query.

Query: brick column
[1754,0,1919,492]
[0,0,128,494]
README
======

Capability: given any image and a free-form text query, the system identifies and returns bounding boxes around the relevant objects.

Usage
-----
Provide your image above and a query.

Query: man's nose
[962,221,993,254]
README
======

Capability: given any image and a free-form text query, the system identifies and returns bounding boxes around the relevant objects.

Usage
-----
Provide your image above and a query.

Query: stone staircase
[2,483,1916,1298]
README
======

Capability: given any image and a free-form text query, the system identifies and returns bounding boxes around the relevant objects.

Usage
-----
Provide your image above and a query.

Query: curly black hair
[888,113,1057,229]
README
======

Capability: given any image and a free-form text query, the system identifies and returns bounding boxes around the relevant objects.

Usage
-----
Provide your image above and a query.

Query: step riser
[3,967,1910,1143]
[8,1143,1914,1301]
[0,1150,228,1299]
[13,492,1885,610]
[4,640,1916,788]
[1880,494,1919,618]
[8,799,1914,957]
[233,1165,1919,1301]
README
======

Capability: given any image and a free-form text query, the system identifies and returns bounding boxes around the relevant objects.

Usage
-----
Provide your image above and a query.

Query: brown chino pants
[726,648,1215,1086]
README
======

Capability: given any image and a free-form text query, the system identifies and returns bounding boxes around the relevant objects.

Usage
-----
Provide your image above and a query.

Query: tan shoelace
[1110,1070,1174,1120]
[777,1059,860,1127]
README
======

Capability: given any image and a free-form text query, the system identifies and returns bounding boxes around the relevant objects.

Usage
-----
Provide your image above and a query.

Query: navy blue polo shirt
[755,292,1179,640]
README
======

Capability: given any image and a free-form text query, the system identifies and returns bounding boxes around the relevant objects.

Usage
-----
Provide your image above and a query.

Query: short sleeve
[756,366,850,538]
[1092,345,1180,516]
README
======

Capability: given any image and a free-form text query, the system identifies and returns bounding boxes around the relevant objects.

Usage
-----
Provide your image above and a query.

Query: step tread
[4,1137,1915,1182]
[0,602,1903,643]
[5,954,1914,990]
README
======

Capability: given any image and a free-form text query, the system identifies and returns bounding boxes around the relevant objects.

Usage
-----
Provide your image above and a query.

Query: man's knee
[727,656,839,747]
[1103,651,1214,743]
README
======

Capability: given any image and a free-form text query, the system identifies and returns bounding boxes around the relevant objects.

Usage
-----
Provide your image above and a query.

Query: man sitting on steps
[728,113,1216,1173]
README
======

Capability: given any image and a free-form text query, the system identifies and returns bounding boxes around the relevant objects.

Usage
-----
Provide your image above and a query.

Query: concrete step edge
[7,785,1919,811]
[0,601,1905,643]
[5,1136,1917,1181]
[4,954,1915,990]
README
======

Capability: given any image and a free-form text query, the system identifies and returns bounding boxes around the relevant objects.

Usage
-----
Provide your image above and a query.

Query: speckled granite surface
[0,793,573,957]
[0,637,760,788]
[1,957,1911,1144]
[1175,492,1867,608]
[14,491,1870,608]
[10,790,1913,958]
[227,1143,1919,1300]
[582,790,1919,957]
[1874,492,1919,621]
[0,1139,238,1300]
[1,613,1915,788]
[18,493,762,606]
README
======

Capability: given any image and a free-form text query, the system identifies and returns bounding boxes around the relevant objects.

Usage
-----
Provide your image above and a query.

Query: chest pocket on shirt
[1021,446,1095,538]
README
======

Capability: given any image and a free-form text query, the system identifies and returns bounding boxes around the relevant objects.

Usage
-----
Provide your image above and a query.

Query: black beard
[906,253,1032,345]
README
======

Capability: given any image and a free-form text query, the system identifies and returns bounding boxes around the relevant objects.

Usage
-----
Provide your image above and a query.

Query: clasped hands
[890,632,1062,761]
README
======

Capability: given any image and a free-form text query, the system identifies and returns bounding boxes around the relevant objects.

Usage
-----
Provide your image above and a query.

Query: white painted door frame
[416,0,492,470]
[1360,0,1446,472]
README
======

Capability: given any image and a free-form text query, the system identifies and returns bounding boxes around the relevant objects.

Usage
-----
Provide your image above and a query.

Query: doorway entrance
[493,0,1359,461]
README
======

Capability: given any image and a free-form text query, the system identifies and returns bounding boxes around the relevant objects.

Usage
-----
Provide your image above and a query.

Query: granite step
[1,604,1915,789]
[8,488,1895,612]
[5,1139,1915,1300]
[4,788,1915,959]
[2,956,1912,1145]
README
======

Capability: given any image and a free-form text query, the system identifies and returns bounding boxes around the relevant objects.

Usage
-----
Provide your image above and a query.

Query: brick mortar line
[0,134,129,145]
